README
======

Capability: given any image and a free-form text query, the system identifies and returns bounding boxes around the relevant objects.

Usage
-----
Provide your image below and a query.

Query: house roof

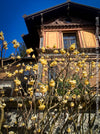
[23,1,100,32]
[24,1,100,19]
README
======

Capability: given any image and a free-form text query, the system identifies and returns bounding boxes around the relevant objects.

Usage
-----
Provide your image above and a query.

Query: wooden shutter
[45,32,60,48]
[78,30,96,48]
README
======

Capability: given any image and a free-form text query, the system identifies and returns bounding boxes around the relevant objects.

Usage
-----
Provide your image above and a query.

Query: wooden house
[22,1,100,88]
[22,1,100,51]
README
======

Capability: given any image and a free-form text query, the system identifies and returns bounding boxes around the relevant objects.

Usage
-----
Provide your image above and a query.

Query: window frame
[63,31,78,49]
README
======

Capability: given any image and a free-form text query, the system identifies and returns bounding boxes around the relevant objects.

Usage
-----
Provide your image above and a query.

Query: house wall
[41,28,97,49]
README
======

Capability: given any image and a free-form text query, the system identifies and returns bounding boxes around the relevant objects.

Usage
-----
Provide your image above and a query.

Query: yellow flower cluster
[28,79,35,85]
[50,60,57,67]
[25,65,32,71]
[33,64,38,70]
[82,71,88,77]
[41,46,45,52]
[40,84,48,94]
[39,104,45,110]
[12,39,20,48]
[3,41,8,50]
[53,50,59,54]
[49,79,55,87]
[69,80,76,87]
[0,31,4,40]
[70,43,76,51]
[32,54,35,59]
[60,49,66,54]
[40,57,47,65]
[26,48,33,54]
[14,77,21,86]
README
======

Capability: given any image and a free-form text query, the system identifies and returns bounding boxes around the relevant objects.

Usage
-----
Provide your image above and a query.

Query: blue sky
[0,0,100,57]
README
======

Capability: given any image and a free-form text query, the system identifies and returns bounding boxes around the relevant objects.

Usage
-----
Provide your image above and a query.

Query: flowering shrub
[0,31,100,134]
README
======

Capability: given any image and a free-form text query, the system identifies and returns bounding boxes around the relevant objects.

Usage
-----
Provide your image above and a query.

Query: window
[40,37,43,48]
[63,33,77,49]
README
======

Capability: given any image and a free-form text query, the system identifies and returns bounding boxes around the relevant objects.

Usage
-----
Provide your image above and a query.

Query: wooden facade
[22,1,100,90]
[22,1,100,53]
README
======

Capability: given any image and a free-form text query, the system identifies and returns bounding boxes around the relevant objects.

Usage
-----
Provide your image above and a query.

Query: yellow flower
[3,125,8,128]
[28,87,33,92]
[84,79,89,85]
[38,99,44,105]
[46,45,49,48]
[41,46,45,52]
[7,72,12,77]
[75,67,79,73]
[65,95,69,100]
[22,63,25,66]
[22,123,25,126]
[32,54,35,59]
[53,44,56,48]
[69,80,76,86]
[25,65,31,71]
[14,88,19,92]
[73,50,79,55]
[3,41,7,46]
[67,128,71,133]
[81,52,85,56]
[70,43,75,51]
[70,102,74,107]
[11,56,15,60]
[18,103,23,108]
[0,31,4,40]
[14,77,21,86]
[72,94,76,99]
[43,67,47,71]
[19,69,23,74]
[12,39,17,44]
[9,131,15,134]
[77,95,80,99]
[13,42,20,48]
[77,61,83,68]
[17,55,21,59]
[60,49,66,54]
[78,104,83,109]
[24,76,27,80]
[85,91,88,95]
[50,60,57,67]
[14,70,18,74]
[39,104,45,110]
[33,64,38,70]
[9,98,14,101]
[49,79,55,87]
[66,52,70,56]
[90,75,93,79]
[28,79,35,85]
[40,58,47,65]
[26,48,33,54]
[67,91,70,95]
[37,128,41,133]
[16,63,21,67]
[29,101,32,105]
[31,115,37,120]
[62,100,67,104]
[82,71,87,77]
[53,50,59,54]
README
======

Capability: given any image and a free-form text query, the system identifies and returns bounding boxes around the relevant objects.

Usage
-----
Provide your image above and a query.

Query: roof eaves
[23,1,70,19]
[23,1,100,20]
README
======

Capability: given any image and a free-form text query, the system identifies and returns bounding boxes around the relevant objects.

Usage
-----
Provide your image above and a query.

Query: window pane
[63,34,77,49]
